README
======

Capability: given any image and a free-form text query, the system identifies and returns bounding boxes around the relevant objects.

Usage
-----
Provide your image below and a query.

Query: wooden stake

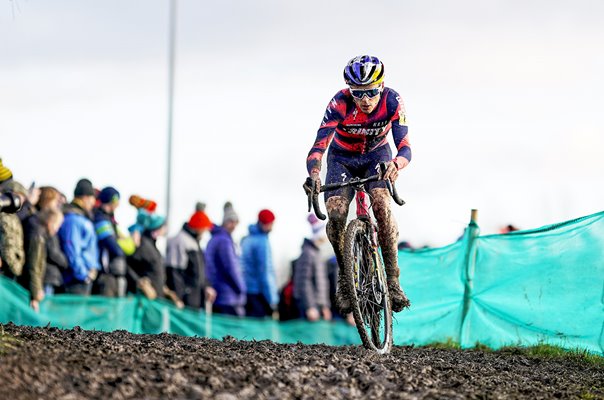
[471,209,478,223]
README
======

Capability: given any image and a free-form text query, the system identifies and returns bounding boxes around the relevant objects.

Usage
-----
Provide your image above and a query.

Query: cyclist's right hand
[303,170,321,196]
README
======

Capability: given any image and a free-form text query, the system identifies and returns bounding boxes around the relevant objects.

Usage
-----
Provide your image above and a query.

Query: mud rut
[0,324,602,399]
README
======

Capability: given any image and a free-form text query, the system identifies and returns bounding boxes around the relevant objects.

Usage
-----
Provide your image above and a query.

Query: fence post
[459,209,480,347]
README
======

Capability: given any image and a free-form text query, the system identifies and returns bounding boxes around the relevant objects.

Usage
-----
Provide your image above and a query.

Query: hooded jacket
[205,225,245,307]
[240,223,278,307]
[58,202,100,284]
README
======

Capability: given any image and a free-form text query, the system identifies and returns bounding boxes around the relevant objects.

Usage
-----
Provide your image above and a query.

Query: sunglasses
[350,87,382,99]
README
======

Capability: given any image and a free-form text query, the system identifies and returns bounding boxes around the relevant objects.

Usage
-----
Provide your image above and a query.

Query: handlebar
[305,162,405,220]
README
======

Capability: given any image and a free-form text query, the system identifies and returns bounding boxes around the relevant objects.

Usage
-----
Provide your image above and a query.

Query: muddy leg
[326,196,352,313]
[371,188,410,312]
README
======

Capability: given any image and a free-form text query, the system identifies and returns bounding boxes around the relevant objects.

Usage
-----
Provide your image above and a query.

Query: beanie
[188,210,212,231]
[308,213,326,241]
[222,201,239,224]
[74,178,95,197]
[2,180,27,197]
[0,158,13,185]
[147,213,166,231]
[129,195,157,212]
[258,209,275,225]
[99,186,120,204]
[137,209,166,232]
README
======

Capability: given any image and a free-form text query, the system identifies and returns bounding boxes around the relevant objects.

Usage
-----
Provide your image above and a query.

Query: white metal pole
[166,0,177,224]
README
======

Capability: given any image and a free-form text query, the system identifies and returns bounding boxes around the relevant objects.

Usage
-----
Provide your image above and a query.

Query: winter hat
[188,208,212,231]
[222,201,239,224]
[74,178,95,197]
[258,209,275,225]
[0,158,13,185]
[2,180,27,197]
[128,195,157,212]
[141,210,166,231]
[128,209,148,235]
[308,213,327,241]
[99,186,120,204]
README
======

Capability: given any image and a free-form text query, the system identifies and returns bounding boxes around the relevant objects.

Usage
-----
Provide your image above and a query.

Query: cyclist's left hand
[382,161,399,183]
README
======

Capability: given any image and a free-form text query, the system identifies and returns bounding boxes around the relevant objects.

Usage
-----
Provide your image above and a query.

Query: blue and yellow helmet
[343,55,385,86]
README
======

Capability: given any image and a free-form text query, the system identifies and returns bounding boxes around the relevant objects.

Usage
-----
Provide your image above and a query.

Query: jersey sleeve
[387,89,411,167]
[306,92,346,174]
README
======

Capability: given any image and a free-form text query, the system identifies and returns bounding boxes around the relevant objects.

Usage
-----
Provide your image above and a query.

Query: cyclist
[303,55,411,313]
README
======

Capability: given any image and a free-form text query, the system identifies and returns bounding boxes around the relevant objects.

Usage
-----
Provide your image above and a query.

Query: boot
[387,280,410,312]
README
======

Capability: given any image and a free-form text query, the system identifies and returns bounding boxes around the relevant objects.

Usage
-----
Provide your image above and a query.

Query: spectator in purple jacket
[205,202,246,317]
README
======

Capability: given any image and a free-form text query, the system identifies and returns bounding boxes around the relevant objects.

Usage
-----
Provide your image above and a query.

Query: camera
[0,192,23,213]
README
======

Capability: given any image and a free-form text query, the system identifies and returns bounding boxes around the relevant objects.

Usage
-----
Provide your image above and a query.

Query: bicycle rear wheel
[342,219,393,354]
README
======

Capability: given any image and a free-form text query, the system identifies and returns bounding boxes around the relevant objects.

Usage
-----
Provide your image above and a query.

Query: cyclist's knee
[370,188,392,218]
[326,196,350,221]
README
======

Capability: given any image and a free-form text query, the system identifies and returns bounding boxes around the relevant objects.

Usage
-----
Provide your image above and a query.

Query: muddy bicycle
[304,162,405,353]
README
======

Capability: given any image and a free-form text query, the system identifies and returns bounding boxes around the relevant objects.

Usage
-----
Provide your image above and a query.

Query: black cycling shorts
[324,145,391,202]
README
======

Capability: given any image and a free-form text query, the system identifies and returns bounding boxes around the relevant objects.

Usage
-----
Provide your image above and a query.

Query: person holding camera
[0,179,28,278]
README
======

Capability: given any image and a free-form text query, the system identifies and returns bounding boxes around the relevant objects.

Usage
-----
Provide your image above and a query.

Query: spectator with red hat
[165,202,217,309]
[240,208,278,318]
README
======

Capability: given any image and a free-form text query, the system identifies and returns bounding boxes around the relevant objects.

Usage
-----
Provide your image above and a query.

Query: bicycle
[305,162,405,353]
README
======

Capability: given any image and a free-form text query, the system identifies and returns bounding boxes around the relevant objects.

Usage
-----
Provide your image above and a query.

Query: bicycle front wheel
[342,219,393,354]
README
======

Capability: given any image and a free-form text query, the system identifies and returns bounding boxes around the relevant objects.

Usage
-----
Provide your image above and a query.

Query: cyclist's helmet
[343,55,385,86]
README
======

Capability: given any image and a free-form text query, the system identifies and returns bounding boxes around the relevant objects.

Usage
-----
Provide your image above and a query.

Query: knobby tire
[342,219,393,354]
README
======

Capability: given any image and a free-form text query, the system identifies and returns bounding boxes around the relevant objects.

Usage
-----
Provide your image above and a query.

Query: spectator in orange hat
[241,208,278,318]
[165,202,216,309]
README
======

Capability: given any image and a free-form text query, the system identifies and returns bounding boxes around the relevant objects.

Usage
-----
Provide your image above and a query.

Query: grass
[0,324,22,355]
[424,339,604,366]
[498,343,604,366]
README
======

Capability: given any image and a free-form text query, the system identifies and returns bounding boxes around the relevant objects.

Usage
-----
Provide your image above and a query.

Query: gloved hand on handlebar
[303,170,321,196]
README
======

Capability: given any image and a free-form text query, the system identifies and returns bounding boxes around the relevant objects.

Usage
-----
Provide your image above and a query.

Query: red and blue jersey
[306,87,411,174]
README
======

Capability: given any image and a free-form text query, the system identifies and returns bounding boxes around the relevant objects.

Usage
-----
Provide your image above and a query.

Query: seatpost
[356,190,370,218]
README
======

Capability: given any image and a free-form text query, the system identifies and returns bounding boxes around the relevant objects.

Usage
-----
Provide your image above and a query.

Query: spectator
[206,202,246,317]
[94,186,128,297]
[499,224,519,234]
[58,178,100,295]
[277,259,301,321]
[126,210,183,308]
[17,182,40,222]
[0,180,27,278]
[241,208,278,318]
[0,158,13,189]
[127,210,167,298]
[165,203,216,309]
[293,215,332,322]
[21,208,64,311]
[127,195,157,248]
[36,187,69,295]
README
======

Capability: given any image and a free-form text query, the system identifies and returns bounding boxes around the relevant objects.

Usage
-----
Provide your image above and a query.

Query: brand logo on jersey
[343,126,389,136]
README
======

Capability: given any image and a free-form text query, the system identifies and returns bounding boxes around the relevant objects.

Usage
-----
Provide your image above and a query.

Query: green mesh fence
[1,211,603,353]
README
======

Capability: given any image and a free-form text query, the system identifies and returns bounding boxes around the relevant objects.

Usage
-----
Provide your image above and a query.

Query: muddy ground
[0,323,602,399]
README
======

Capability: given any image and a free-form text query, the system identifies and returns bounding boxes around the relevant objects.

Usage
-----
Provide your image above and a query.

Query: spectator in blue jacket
[241,208,278,318]
[58,178,100,295]
[94,186,127,297]
[205,202,246,317]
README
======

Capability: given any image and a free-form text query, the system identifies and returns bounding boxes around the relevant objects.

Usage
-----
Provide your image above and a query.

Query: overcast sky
[2,0,603,283]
